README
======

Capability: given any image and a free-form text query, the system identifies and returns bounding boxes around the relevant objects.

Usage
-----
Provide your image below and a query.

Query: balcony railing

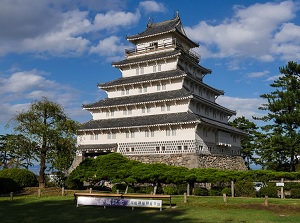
[125,38,200,62]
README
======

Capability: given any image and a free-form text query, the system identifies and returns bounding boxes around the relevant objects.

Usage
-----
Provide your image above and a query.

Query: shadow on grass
[0,197,200,223]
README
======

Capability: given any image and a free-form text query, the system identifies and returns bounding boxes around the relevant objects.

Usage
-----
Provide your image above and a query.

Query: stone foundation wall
[126,153,247,171]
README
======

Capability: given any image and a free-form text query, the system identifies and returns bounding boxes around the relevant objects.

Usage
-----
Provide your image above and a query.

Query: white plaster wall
[78,126,196,145]
[106,78,183,98]
[90,101,189,120]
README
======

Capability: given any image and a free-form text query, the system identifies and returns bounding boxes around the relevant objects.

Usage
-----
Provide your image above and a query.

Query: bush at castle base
[0,168,38,194]
[257,184,278,198]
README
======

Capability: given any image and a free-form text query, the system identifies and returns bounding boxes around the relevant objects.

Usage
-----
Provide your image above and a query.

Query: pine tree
[254,61,300,171]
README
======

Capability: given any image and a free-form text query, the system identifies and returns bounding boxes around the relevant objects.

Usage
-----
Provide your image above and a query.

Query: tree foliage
[254,61,300,171]
[10,97,79,187]
[229,116,262,169]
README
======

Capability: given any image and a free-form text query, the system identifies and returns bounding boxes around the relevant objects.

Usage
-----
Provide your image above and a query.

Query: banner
[76,196,162,210]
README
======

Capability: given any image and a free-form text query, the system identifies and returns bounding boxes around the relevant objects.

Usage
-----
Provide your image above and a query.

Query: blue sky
[1,0,300,135]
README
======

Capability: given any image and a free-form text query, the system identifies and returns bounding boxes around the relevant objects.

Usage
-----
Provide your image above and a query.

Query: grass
[1,190,300,223]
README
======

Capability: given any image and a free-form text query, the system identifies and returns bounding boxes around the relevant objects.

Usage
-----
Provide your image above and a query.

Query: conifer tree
[254,61,300,171]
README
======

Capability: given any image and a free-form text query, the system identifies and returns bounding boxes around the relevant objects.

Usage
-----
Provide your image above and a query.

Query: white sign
[276,182,284,187]
[76,196,162,210]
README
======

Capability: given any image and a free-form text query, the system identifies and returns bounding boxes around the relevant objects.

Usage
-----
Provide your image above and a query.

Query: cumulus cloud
[0,69,83,125]
[139,1,166,14]
[216,96,266,121]
[0,0,141,57]
[185,1,300,62]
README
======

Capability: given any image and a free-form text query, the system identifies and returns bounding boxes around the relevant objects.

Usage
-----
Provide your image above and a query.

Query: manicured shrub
[235,180,256,197]
[163,186,178,195]
[257,185,278,198]
[0,177,20,194]
[0,168,37,188]
[209,188,223,196]
[176,183,187,195]
[194,187,209,196]
[65,177,84,189]
[290,188,300,198]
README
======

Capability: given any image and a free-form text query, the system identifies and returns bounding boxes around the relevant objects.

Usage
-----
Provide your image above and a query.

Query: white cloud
[247,70,269,78]
[216,96,266,121]
[139,1,166,14]
[92,10,141,32]
[0,69,83,125]
[185,1,299,62]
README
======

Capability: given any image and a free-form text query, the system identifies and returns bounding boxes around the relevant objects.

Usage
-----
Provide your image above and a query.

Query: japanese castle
[75,14,247,171]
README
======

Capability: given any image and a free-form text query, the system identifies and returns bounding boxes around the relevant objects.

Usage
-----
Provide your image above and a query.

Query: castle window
[156,147,160,151]
[166,129,171,136]
[177,146,182,150]
[128,109,132,115]
[161,105,165,112]
[140,67,144,75]
[95,134,98,140]
[126,132,130,138]
[184,145,188,150]
[131,148,134,152]
[172,129,176,136]
[90,134,94,140]
[143,86,147,92]
[106,112,109,117]
[139,87,142,93]
[123,110,127,115]
[153,65,156,72]
[131,132,135,138]
[157,84,161,91]
[110,111,114,116]
[151,131,154,137]
[158,64,161,71]
[147,107,151,113]
[136,68,139,75]
[145,131,150,137]
[126,89,129,95]
[161,146,165,151]
[162,84,166,90]
[121,89,125,95]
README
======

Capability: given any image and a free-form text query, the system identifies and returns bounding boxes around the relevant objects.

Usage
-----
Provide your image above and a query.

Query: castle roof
[126,15,198,47]
[79,112,246,135]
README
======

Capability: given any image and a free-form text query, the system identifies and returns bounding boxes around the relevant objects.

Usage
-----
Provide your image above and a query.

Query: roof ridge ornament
[147,17,153,27]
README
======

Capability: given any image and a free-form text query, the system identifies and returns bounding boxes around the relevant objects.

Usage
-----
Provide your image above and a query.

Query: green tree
[254,61,300,171]
[10,97,79,187]
[229,116,262,169]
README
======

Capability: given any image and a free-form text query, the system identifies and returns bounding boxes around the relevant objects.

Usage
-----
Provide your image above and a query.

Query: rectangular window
[126,89,129,95]
[161,146,165,151]
[121,90,125,95]
[106,112,109,117]
[172,129,176,136]
[177,146,182,150]
[95,134,98,140]
[123,110,127,115]
[143,86,147,92]
[126,132,130,138]
[157,84,161,91]
[131,132,135,138]
[112,133,116,139]
[145,131,150,137]
[162,84,166,90]
[166,129,171,136]
[110,111,114,116]
[161,105,165,112]
[136,68,139,75]
[107,134,111,139]
[156,147,160,151]
[140,67,144,74]
[147,107,151,113]
[167,105,171,111]
[151,131,154,137]
[90,135,94,140]
[158,64,161,71]
[153,65,156,72]
[184,145,188,150]
[142,108,145,113]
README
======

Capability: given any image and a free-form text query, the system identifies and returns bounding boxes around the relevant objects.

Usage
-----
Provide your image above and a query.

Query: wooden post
[231,181,234,197]
[10,192,13,200]
[61,187,65,196]
[89,188,92,193]
[116,189,119,194]
[153,185,157,195]
[184,192,187,203]
[264,196,268,206]
[125,185,128,194]
[187,183,190,196]
[223,193,227,203]
[38,188,41,198]
[281,178,284,199]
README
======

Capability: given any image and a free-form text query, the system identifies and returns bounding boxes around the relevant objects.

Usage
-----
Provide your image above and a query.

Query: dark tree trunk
[38,149,47,188]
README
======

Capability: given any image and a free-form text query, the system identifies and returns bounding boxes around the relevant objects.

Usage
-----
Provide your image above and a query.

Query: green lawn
[1,194,300,223]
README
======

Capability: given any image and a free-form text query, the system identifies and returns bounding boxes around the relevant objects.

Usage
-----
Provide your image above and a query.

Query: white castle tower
[75,15,247,170]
